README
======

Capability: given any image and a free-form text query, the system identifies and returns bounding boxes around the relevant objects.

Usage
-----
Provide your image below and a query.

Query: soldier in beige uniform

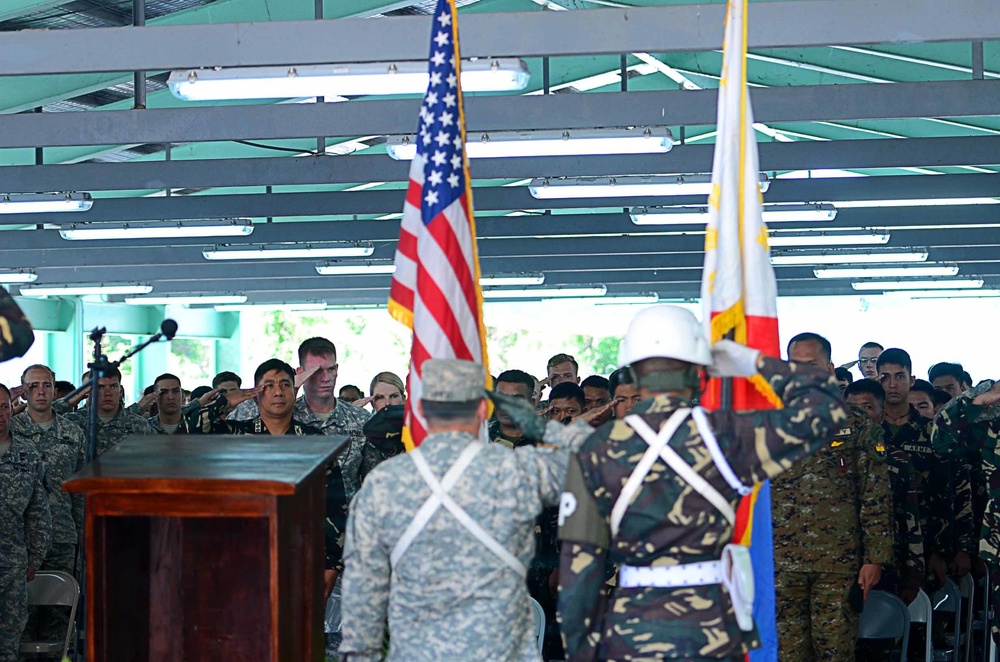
[340,359,594,662]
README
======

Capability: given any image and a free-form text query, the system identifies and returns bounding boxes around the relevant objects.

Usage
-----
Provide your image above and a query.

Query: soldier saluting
[557,305,847,662]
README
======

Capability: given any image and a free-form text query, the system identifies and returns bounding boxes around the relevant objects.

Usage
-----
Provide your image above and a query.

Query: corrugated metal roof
[1,0,220,31]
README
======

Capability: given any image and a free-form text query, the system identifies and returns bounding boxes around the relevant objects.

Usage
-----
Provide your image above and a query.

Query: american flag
[388,0,491,449]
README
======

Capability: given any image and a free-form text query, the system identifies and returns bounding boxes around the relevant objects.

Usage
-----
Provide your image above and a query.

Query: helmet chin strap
[629,364,703,396]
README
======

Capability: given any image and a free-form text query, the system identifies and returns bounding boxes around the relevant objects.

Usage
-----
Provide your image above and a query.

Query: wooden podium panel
[64,436,343,662]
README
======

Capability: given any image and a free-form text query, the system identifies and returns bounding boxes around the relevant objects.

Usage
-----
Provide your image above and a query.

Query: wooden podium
[64,436,343,662]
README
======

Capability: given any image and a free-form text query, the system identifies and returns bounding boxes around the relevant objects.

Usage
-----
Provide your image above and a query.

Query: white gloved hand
[708,340,761,378]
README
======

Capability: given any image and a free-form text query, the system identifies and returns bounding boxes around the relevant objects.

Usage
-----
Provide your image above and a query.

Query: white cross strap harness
[390,443,527,578]
[613,407,756,632]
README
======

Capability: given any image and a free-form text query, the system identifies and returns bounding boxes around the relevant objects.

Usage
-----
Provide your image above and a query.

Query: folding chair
[910,589,935,662]
[858,590,910,661]
[976,575,993,662]
[933,579,963,662]
[530,597,546,655]
[19,570,79,660]
[960,574,975,662]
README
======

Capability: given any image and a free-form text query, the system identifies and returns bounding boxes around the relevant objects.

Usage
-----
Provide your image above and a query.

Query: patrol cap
[421,359,486,403]
[363,404,405,456]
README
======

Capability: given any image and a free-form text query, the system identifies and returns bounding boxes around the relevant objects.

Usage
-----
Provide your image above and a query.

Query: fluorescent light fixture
[768,231,891,248]
[214,302,328,312]
[316,262,397,276]
[595,293,661,305]
[0,269,38,284]
[835,197,1000,209]
[852,279,985,291]
[630,203,835,225]
[530,174,769,200]
[771,250,929,266]
[325,303,386,310]
[204,243,375,261]
[59,219,253,241]
[814,264,959,279]
[125,294,248,306]
[482,285,607,300]
[891,289,1000,299]
[168,59,530,101]
[19,282,152,297]
[387,127,674,160]
[0,192,93,214]
[479,273,545,287]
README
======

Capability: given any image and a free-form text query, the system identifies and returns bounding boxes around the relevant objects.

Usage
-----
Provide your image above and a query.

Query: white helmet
[618,305,712,368]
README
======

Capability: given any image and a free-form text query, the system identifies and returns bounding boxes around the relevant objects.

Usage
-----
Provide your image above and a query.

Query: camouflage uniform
[147,414,193,435]
[187,401,324,438]
[0,434,51,662]
[880,445,925,595]
[489,418,527,449]
[0,286,34,362]
[881,408,955,571]
[63,406,153,457]
[228,396,376,571]
[12,412,84,645]
[771,408,894,660]
[340,359,593,662]
[10,413,85,562]
[557,356,846,662]
[931,381,1000,643]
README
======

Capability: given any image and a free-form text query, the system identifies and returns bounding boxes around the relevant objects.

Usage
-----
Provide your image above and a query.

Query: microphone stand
[73,323,173,656]
[63,325,172,462]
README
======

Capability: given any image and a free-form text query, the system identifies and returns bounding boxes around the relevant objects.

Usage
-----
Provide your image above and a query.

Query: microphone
[160,319,178,340]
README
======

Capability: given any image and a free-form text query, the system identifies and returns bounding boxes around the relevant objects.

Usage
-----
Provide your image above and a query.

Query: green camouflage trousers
[0,567,27,662]
[776,571,858,661]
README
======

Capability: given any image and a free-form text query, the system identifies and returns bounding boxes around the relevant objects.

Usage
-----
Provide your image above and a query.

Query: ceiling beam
[21,243,1000,284]
[0,204,998,254]
[3,81,999,149]
[1,173,998,224]
[4,224,999,271]
[6,135,1000,192]
[3,0,999,76]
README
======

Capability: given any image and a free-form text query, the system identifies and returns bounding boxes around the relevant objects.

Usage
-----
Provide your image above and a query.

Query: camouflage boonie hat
[421,359,486,403]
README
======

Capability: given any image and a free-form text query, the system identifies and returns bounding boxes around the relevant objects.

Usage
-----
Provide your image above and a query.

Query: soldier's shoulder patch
[874,441,886,456]
[835,427,853,438]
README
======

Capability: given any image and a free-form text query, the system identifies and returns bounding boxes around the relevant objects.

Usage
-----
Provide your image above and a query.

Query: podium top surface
[64,435,347,496]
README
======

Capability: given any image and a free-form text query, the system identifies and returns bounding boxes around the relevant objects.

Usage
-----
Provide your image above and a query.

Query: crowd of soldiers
[1,284,998,662]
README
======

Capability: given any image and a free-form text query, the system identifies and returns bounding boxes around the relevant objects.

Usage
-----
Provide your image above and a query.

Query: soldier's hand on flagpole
[708,340,761,378]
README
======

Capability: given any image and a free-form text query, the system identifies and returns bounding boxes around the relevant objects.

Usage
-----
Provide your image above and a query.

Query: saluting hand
[352,395,375,409]
[575,401,613,428]
[972,380,1000,407]
[225,386,264,408]
[294,365,320,388]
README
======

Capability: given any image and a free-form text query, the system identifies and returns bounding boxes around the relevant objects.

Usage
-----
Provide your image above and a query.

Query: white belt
[618,560,723,588]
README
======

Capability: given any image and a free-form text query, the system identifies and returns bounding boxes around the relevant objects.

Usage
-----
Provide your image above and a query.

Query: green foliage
[169,338,213,386]
[487,326,537,372]
[569,334,622,375]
